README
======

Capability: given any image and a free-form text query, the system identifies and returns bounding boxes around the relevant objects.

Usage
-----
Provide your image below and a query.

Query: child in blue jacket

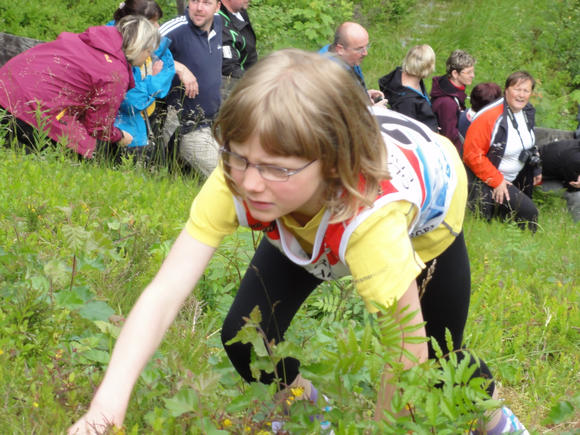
[109,0,175,148]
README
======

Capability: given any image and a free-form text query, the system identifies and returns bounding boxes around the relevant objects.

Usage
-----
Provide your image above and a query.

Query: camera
[518,148,541,168]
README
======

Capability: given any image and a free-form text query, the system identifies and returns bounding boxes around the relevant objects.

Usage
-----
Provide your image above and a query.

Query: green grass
[0,143,578,433]
[463,211,579,431]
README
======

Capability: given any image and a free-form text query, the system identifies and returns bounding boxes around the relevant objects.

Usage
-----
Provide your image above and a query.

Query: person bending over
[108,0,175,154]
[69,49,528,435]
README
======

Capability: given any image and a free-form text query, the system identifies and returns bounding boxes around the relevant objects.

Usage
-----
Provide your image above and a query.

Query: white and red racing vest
[233,108,457,280]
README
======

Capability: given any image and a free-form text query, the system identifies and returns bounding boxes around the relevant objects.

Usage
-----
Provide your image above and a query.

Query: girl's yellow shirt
[185,137,466,312]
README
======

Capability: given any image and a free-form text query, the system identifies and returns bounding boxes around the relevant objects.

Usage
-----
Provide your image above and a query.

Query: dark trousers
[0,109,56,152]
[1,107,151,163]
[467,165,538,231]
[221,232,493,393]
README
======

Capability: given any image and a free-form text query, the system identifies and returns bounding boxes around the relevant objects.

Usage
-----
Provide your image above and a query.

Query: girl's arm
[68,229,216,435]
[375,280,428,420]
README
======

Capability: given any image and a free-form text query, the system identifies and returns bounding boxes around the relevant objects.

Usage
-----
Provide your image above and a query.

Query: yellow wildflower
[222,419,233,428]
[290,387,304,398]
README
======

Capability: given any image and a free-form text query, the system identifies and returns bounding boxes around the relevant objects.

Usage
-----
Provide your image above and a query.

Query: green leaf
[62,224,90,251]
[93,320,121,338]
[248,305,262,323]
[107,220,121,231]
[164,388,198,417]
[78,300,115,321]
[55,289,86,309]
[543,397,578,424]
[80,348,110,364]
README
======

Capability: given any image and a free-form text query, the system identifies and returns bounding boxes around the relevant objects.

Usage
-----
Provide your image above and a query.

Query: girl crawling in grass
[69,49,527,434]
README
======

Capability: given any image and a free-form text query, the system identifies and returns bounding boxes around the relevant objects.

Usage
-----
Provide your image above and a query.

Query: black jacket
[378,67,438,132]
[539,138,580,191]
[218,5,257,79]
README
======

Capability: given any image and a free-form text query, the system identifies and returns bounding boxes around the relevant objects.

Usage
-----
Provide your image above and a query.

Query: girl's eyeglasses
[219,147,315,182]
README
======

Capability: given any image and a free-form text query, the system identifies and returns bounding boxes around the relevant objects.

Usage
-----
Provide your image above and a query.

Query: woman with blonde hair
[379,44,438,131]
[69,49,527,434]
[108,0,175,152]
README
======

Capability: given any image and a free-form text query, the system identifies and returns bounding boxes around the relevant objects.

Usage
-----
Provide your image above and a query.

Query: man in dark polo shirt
[160,0,222,175]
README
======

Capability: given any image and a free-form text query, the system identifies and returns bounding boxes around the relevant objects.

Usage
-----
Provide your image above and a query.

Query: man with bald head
[320,22,384,104]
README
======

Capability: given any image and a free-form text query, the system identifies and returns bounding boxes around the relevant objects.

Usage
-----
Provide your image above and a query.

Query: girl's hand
[118,130,133,147]
[533,174,542,186]
[68,231,215,435]
[491,179,511,204]
[67,406,123,435]
[569,175,580,189]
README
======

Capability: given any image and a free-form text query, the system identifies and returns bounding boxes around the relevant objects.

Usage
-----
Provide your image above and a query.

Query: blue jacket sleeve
[122,37,175,112]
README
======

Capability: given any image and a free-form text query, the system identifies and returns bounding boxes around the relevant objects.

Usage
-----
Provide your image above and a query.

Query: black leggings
[221,232,493,393]
[467,165,538,232]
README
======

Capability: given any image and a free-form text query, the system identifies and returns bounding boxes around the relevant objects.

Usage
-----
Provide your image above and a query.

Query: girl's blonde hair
[117,15,159,64]
[213,48,388,222]
[402,44,435,79]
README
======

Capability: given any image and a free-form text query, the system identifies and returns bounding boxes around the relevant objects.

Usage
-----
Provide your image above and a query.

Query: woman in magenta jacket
[0,16,159,158]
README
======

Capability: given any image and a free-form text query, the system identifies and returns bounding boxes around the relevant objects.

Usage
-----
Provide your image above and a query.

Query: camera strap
[506,106,531,151]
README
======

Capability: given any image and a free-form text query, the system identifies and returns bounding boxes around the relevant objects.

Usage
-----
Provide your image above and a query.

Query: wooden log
[0,32,43,67]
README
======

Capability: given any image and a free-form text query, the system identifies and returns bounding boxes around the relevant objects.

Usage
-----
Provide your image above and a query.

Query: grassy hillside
[0,147,577,433]
[0,0,578,433]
